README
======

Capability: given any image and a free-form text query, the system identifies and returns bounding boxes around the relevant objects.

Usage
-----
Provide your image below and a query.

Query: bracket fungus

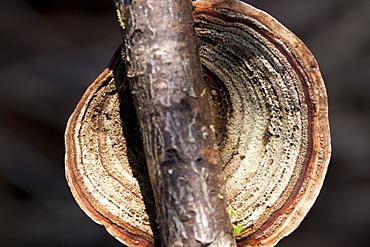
[65,0,331,246]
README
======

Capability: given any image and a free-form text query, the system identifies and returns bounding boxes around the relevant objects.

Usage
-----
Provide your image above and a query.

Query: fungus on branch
[65,0,331,246]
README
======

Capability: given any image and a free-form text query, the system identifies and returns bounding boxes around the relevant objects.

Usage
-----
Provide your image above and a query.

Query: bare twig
[114,0,236,246]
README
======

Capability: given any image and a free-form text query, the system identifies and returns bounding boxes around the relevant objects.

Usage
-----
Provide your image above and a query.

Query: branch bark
[114,0,236,246]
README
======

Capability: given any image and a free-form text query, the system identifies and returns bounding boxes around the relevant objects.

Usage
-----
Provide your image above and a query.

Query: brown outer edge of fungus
[194,0,331,246]
[65,47,154,247]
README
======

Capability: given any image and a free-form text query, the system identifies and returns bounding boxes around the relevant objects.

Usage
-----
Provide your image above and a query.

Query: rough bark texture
[115,0,236,246]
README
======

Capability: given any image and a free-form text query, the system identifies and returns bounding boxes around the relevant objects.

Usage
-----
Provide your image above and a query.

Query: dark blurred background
[0,0,369,246]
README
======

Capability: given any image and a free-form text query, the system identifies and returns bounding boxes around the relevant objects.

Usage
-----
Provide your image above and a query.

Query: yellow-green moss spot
[116,9,125,29]
[200,88,207,97]
[227,205,244,236]
[233,224,243,235]
[227,205,238,219]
